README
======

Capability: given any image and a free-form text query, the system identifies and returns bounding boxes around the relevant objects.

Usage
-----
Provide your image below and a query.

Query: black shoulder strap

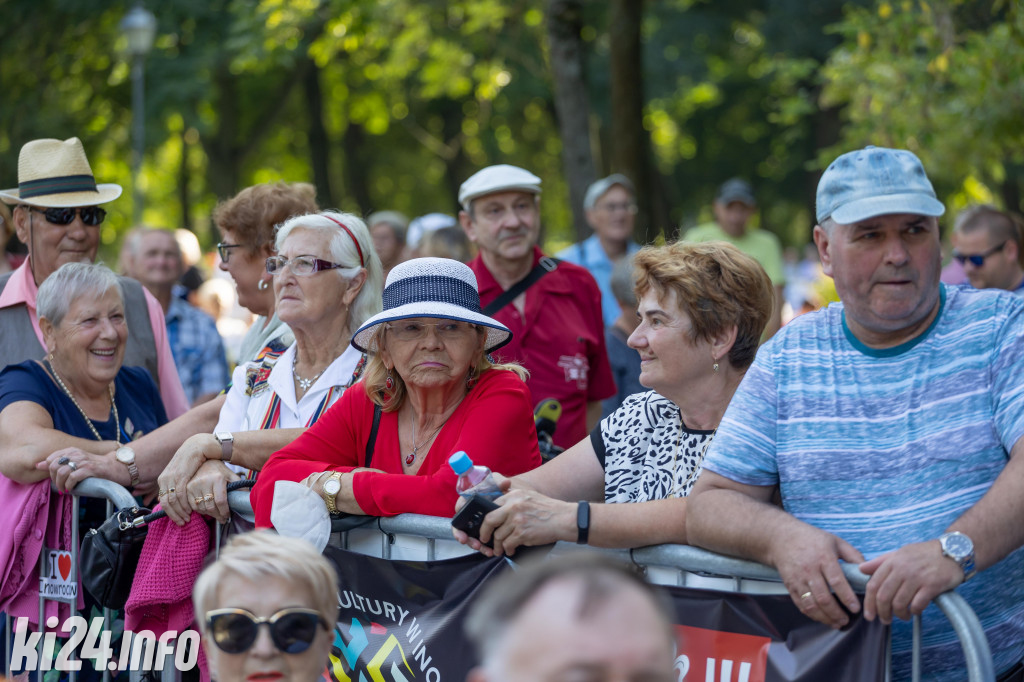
[364,404,382,468]
[482,257,559,316]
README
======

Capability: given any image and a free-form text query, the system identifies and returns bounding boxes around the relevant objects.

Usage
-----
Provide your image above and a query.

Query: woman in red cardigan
[251,257,542,523]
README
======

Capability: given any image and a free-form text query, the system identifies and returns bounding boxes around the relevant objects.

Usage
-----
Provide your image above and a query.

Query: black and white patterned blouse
[590,391,713,502]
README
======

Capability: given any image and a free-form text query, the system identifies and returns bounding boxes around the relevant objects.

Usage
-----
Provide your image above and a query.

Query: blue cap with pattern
[816,146,945,225]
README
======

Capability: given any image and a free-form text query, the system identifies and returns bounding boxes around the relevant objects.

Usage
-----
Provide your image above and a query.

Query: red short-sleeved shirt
[469,247,616,448]
[252,368,542,524]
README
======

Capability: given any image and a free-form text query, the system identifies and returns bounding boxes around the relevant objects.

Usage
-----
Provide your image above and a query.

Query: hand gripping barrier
[225,498,996,682]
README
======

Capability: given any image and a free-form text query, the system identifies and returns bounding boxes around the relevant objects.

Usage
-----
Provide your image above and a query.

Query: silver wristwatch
[214,431,234,462]
[115,446,140,488]
[939,531,976,581]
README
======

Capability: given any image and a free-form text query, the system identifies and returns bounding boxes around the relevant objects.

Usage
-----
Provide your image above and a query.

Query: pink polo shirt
[0,259,189,419]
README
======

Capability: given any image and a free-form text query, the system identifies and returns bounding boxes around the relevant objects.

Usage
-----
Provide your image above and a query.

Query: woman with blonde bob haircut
[194,530,336,682]
[455,241,774,556]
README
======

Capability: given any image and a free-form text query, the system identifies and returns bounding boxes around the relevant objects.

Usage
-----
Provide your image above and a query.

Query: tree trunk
[304,60,333,209]
[178,127,192,233]
[609,0,663,243]
[545,0,596,242]
[340,122,372,213]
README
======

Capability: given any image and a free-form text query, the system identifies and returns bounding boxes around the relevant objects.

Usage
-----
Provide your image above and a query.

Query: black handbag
[79,479,257,610]
[79,505,157,610]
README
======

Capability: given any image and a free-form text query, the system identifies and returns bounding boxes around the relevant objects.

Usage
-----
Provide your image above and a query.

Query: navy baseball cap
[816,146,945,224]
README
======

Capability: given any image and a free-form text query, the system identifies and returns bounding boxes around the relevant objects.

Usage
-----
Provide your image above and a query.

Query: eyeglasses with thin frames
[266,255,346,276]
[953,241,1007,267]
[28,206,106,226]
[386,320,476,342]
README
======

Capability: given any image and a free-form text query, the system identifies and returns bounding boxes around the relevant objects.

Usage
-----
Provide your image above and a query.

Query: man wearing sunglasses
[952,205,1024,294]
[688,146,1024,681]
[0,138,189,429]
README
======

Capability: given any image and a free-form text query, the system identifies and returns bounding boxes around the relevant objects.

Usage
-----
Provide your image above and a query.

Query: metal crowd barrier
[297,506,995,682]
[9,483,991,681]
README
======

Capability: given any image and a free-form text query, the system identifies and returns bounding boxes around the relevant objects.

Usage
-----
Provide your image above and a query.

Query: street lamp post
[120,5,157,225]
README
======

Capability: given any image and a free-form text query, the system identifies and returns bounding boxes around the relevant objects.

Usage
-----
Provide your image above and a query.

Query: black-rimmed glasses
[265,255,345,276]
[206,607,327,655]
[953,241,1007,267]
[28,206,106,226]
[217,242,244,263]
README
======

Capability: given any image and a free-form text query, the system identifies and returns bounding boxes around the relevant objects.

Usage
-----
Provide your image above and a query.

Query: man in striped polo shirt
[687,146,1024,681]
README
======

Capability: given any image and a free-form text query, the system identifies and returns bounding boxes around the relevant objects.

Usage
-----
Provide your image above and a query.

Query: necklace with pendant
[46,359,120,445]
[405,410,446,466]
[293,354,325,394]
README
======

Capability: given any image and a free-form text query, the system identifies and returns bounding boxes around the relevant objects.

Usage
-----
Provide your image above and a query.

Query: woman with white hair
[157,211,383,524]
[0,262,168,627]
[194,530,336,682]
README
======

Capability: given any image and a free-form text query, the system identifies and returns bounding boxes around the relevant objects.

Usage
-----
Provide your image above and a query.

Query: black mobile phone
[451,494,500,547]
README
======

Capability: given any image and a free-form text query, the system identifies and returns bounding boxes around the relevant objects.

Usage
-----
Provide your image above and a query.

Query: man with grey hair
[464,553,676,682]
[687,146,1024,681]
[952,205,1024,294]
[460,165,615,449]
[556,174,642,326]
[131,228,229,406]
[0,138,188,421]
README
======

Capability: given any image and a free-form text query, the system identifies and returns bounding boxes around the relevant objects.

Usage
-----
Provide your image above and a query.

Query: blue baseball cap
[815,146,945,225]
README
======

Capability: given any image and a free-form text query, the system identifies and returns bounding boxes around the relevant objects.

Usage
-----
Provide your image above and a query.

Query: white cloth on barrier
[270,480,332,552]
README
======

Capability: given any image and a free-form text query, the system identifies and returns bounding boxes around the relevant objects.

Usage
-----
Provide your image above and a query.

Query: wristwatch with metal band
[323,472,343,515]
[939,531,976,581]
[214,431,234,462]
[115,446,140,488]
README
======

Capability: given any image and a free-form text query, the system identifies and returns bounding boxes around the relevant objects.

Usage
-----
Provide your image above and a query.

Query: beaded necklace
[45,359,120,445]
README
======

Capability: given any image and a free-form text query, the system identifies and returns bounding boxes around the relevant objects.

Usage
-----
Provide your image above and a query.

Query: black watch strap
[576,501,590,545]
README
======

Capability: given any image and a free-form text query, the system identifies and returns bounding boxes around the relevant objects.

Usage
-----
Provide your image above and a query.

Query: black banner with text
[321,547,888,682]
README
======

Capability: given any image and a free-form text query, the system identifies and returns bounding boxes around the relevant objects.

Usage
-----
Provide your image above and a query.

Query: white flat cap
[458,164,542,210]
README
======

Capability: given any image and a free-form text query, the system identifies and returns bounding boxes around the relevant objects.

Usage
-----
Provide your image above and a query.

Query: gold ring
[194,497,204,505]
[158,490,167,497]
[204,493,214,501]
[167,487,176,494]
[801,591,813,600]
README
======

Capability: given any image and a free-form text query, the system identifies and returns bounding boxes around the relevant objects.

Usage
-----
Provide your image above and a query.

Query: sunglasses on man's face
[206,607,327,655]
[28,206,107,226]
[953,241,1007,267]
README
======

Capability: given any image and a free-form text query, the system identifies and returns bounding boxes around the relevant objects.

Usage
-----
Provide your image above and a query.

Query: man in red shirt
[458,165,615,449]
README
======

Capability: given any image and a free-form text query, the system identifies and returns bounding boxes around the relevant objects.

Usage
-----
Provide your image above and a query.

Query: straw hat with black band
[352,257,511,354]
[1,138,122,285]
[0,138,122,208]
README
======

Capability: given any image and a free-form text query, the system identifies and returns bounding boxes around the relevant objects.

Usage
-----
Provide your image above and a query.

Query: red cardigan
[252,368,542,525]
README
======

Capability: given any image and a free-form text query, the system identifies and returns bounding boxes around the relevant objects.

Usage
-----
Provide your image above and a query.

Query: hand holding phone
[451,494,500,548]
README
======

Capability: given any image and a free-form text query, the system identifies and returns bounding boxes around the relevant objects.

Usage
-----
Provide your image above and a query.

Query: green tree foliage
[1,0,1019,261]
[818,0,1024,215]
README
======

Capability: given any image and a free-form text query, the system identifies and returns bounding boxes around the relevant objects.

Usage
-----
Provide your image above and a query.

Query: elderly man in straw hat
[0,138,189,433]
